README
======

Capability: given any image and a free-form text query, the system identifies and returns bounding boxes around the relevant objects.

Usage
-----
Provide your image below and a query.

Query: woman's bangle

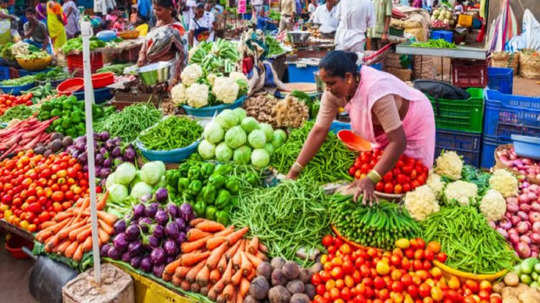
[367,170,382,184]
[292,161,304,172]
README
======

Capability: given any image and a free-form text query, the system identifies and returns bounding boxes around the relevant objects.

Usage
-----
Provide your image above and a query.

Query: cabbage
[251,148,270,168]
[272,129,287,148]
[259,123,274,142]
[109,183,128,203]
[140,161,166,185]
[203,122,225,144]
[105,172,118,189]
[264,143,274,155]
[240,117,260,133]
[215,142,233,162]
[233,145,252,164]
[215,109,239,130]
[130,171,142,189]
[233,108,247,121]
[198,140,216,160]
[248,129,266,149]
[224,126,247,149]
[114,162,137,185]
[130,182,153,200]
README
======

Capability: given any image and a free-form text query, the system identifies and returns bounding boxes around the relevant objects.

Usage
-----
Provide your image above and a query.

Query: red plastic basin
[337,130,372,152]
[57,78,84,95]
[92,72,114,89]
[5,233,33,259]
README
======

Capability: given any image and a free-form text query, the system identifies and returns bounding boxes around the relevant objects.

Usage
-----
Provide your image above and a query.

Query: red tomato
[489,295,502,303]
[394,184,403,194]
[355,170,363,179]
[322,235,334,247]
[384,182,394,193]
[424,250,435,261]
[373,277,385,290]
[405,249,414,259]
[464,280,479,293]
[349,167,357,176]
[407,285,419,298]
[413,260,423,271]
[341,287,352,300]
[436,253,447,263]
[418,283,431,298]
[478,290,490,300]
[375,182,384,192]
[390,254,401,266]
[391,281,404,293]
[383,172,393,182]
[422,260,432,270]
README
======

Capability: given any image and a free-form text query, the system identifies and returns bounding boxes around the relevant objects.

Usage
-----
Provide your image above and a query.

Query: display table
[396,43,488,60]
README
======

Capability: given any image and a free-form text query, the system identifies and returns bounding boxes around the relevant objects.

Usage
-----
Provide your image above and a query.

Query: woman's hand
[347,177,377,205]
[286,168,300,180]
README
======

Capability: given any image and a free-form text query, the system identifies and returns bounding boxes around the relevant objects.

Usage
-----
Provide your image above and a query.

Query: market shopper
[23,8,50,51]
[188,2,214,47]
[311,0,339,36]
[46,0,67,51]
[137,0,186,88]
[62,0,80,38]
[287,51,435,204]
[0,0,19,45]
[368,0,392,50]
[35,0,47,22]
[334,0,374,53]
[278,0,296,32]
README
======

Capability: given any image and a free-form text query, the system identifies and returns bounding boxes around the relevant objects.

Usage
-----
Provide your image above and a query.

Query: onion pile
[497,147,540,182]
[494,180,540,258]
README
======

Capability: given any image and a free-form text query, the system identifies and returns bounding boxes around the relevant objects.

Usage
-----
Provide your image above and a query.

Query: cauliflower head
[212,77,239,104]
[404,185,440,221]
[181,64,203,86]
[229,71,248,83]
[186,83,209,108]
[444,180,478,205]
[479,189,506,221]
[170,83,187,105]
[489,169,518,198]
[426,172,445,198]
[434,151,463,180]
[207,73,219,86]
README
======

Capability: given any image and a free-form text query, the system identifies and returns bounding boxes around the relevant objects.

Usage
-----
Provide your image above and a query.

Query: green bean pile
[271,121,354,184]
[231,180,331,264]
[94,104,162,142]
[139,116,203,151]
[0,105,34,122]
[330,195,421,250]
[421,206,518,274]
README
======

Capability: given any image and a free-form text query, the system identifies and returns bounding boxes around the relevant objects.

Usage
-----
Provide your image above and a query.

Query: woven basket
[519,50,540,80]
[16,55,52,71]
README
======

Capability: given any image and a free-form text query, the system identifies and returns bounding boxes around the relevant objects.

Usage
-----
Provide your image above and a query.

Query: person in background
[287,51,435,204]
[308,0,317,18]
[35,0,47,23]
[368,0,392,50]
[188,2,213,47]
[454,0,464,12]
[46,0,66,51]
[334,0,374,53]
[252,0,264,18]
[182,0,197,29]
[312,0,338,35]
[137,0,152,24]
[279,0,295,32]
[23,8,50,51]
[412,0,422,8]
[129,5,138,24]
[0,0,18,45]
[62,0,79,38]
[203,1,216,41]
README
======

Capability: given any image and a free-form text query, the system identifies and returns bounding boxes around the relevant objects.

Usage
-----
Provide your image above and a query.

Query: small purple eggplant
[179,203,194,222]
[166,256,175,264]
[130,256,142,269]
[174,218,186,231]
[176,231,186,244]
[140,256,152,272]
[153,264,165,277]
[164,239,178,256]
[114,220,127,234]
[100,243,111,257]
[111,146,122,157]
[128,241,143,257]
[107,246,121,260]
[150,247,166,265]
[152,224,165,239]
[167,204,179,218]
[133,204,145,219]
[103,158,112,168]
[149,235,160,248]
[145,203,159,218]
[155,209,169,226]
[124,146,136,161]
[155,188,168,203]
[138,217,152,232]
[125,224,140,241]
[100,131,110,141]
[113,233,129,252]
[121,251,131,263]
[165,222,179,239]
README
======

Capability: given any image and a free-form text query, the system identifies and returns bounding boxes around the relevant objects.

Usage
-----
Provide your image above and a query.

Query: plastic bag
[506,9,540,52]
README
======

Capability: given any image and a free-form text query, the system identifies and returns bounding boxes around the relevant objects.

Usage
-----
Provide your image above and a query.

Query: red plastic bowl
[5,234,33,259]
[57,78,84,95]
[92,72,114,89]
[337,130,372,152]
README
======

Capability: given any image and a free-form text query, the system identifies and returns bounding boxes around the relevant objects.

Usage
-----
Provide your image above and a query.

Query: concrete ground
[0,231,37,303]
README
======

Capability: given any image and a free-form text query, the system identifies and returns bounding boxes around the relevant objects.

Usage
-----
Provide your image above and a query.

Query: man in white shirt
[252,0,264,17]
[312,0,338,34]
[335,0,374,53]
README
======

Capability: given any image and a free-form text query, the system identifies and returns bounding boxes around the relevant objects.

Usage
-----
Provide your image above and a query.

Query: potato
[250,276,270,300]
[244,295,259,303]
[309,262,323,275]
[503,296,520,303]
[298,268,311,284]
[504,272,520,287]
[492,282,505,294]
[304,284,316,299]
[268,285,291,303]
[519,287,540,303]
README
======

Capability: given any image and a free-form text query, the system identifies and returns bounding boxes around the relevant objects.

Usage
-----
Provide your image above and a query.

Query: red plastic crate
[66,52,104,77]
[451,59,487,88]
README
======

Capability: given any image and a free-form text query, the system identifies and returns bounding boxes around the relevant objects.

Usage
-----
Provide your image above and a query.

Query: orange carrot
[213,225,235,237]
[180,281,191,291]
[174,266,191,279]
[232,241,245,269]
[64,241,79,258]
[165,258,182,275]
[58,220,87,240]
[225,227,249,245]
[247,237,259,254]
[45,235,60,251]
[53,209,74,222]
[36,218,70,241]
[180,251,211,267]
[235,292,243,303]
[190,218,205,226]
[221,259,234,283]
[246,270,256,280]
[258,243,268,253]
[98,219,114,235]
[98,228,110,244]
[181,236,210,253]
[245,252,263,268]
[73,244,84,261]
[240,251,252,276]
[97,211,117,226]
[195,220,225,233]
[163,272,172,282]
[210,269,221,284]
[255,251,267,260]
[222,284,235,301]
[186,261,206,283]
[217,254,228,273]
[82,236,93,252]
[172,275,182,286]
[208,279,226,300]
[76,226,92,242]
[196,264,210,286]
[39,221,57,229]
[206,242,229,270]
[225,240,241,260]
[231,268,242,285]
[206,236,226,250]
[69,223,90,241]
[239,278,250,298]
[96,191,109,210]
[187,228,211,242]
[54,240,71,254]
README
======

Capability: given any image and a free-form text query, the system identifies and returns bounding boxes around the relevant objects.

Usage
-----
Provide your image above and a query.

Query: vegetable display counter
[396,43,487,60]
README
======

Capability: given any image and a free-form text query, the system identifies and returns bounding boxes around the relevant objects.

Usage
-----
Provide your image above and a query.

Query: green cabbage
[272,129,287,148]
[264,143,274,155]
[233,108,247,121]
[114,162,137,185]
[215,109,239,130]
[130,182,153,200]
[224,126,247,149]
[105,172,118,190]
[259,123,274,142]
[198,139,216,159]
[216,142,233,162]
[233,145,252,164]
[203,122,225,144]
[251,148,270,168]
[109,183,128,203]
[241,117,260,133]
[248,129,266,149]
[140,161,166,185]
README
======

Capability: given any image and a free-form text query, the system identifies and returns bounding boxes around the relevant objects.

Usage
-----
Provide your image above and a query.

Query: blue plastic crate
[0,82,35,95]
[483,89,540,142]
[431,30,454,43]
[182,95,247,117]
[0,66,9,81]
[481,135,511,168]
[330,120,351,134]
[73,87,112,104]
[287,64,318,83]
[435,129,481,167]
[511,135,540,160]
[488,67,513,94]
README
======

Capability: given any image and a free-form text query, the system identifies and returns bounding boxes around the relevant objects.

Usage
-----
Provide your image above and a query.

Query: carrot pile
[163,219,268,303]
[35,192,117,262]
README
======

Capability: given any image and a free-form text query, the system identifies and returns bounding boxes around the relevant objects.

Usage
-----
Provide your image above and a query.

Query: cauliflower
[489,169,518,198]
[207,73,219,86]
[186,83,209,108]
[426,172,445,198]
[434,151,463,180]
[443,180,478,205]
[404,185,440,221]
[181,64,203,86]
[212,77,239,104]
[229,71,248,83]
[170,83,187,105]
[479,189,506,221]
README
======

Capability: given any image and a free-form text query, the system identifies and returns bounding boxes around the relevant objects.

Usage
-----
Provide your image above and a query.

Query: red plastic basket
[92,72,114,88]
[451,59,487,88]
[66,53,104,77]
[4,234,33,259]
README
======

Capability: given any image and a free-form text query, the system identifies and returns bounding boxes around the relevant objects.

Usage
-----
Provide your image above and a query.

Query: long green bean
[94,103,162,142]
[139,116,202,150]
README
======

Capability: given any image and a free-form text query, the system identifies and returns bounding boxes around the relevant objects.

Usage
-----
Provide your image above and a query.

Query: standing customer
[46,1,67,51]
[368,0,392,50]
[334,0,374,53]
[312,0,338,35]
[279,0,295,32]
[252,0,264,18]
[308,0,317,17]
[23,8,50,51]
[188,2,213,47]
[63,0,80,38]
[35,0,47,23]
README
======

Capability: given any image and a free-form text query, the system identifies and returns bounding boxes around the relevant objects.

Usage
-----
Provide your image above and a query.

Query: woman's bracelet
[367,169,382,184]
[292,161,304,172]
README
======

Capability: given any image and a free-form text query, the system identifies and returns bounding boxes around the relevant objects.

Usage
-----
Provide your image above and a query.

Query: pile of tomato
[0,93,33,116]
[348,150,429,195]
[0,150,90,232]
[311,236,501,303]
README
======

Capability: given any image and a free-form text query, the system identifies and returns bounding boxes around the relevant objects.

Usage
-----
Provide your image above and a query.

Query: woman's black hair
[319,50,358,78]
[153,0,178,19]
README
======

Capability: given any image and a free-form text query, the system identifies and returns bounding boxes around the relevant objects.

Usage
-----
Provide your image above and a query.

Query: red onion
[532,202,540,212]
[511,215,521,225]
[517,221,531,234]
[519,194,530,204]
[509,232,520,245]
[518,211,529,221]
[529,211,540,222]
[533,222,540,233]
[505,212,513,219]
[517,242,532,258]
[531,233,540,244]
[520,235,531,244]
[507,201,519,213]
[520,203,532,212]
[496,228,509,239]
[523,158,532,165]
[528,192,538,201]
[499,218,512,230]
[515,159,524,168]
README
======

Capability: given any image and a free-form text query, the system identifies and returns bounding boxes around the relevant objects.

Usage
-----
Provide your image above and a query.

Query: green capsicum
[205,206,217,221]
[193,201,207,217]
[188,180,203,195]
[201,184,216,204]
[177,163,191,177]
[214,164,232,176]
[245,172,259,186]
[177,177,190,192]
[225,178,240,194]
[166,170,180,188]
[201,162,215,178]
[216,210,229,225]
[215,189,232,209]
[187,165,200,180]
[208,174,226,189]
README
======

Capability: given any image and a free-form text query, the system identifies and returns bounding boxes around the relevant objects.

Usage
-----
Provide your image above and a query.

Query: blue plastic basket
[488,67,513,94]
[0,66,9,81]
[481,135,511,168]
[136,140,200,163]
[483,89,540,142]
[511,135,540,160]
[73,87,113,104]
[182,95,247,117]
[0,82,35,95]
[287,64,318,83]
[431,30,454,43]
[330,120,351,134]
[18,67,52,77]
[435,129,482,167]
